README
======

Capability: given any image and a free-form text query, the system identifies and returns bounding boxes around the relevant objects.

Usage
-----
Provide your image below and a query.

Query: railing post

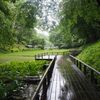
[41,77,47,100]
[91,70,94,82]
[35,94,39,100]
[79,62,82,70]
[83,65,87,75]
[42,53,43,59]
[76,60,78,67]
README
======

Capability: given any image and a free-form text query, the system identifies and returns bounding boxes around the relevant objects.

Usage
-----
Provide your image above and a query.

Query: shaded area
[47,55,99,100]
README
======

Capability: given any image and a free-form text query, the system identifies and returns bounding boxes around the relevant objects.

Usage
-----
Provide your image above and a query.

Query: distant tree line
[49,0,100,48]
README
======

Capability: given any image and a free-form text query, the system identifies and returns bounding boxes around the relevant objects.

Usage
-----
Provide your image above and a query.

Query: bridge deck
[47,56,99,100]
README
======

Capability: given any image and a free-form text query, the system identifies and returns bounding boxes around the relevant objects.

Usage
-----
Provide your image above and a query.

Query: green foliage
[77,41,100,71]
[55,0,100,47]
[0,0,10,15]
[0,60,46,99]
[13,1,37,44]
[0,61,46,78]
[0,0,40,51]
[0,7,14,50]
[49,25,83,48]
[31,35,45,49]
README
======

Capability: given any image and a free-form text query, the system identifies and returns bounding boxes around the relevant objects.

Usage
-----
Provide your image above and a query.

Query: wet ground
[47,55,99,100]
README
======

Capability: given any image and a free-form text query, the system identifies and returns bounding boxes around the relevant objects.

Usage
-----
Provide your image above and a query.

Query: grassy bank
[77,41,100,71]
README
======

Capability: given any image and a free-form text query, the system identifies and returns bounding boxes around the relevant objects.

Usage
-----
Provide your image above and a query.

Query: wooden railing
[70,55,100,89]
[31,56,56,100]
[35,51,67,60]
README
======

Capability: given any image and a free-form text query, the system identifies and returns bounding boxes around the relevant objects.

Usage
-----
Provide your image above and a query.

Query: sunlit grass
[0,49,68,63]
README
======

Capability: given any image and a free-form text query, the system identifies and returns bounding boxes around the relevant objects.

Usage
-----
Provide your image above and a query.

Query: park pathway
[47,55,99,100]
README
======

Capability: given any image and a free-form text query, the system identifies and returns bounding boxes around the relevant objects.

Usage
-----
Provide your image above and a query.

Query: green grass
[77,41,100,71]
[0,49,68,63]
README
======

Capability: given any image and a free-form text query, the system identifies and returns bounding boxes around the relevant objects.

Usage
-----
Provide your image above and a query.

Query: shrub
[77,41,100,71]
[0,60,47,99]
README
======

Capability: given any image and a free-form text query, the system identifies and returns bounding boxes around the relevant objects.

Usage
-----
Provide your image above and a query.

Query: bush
[0,60,47,99]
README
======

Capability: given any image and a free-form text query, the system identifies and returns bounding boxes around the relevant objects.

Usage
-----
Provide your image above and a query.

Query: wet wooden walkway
[47,55,99,100]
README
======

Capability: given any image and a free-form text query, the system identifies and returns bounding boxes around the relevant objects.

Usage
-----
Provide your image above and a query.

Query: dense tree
[49,0,100,48]
[62,0,100,43]
[0,0,14,50]
[0,0,41,51]
[14,0,37,44]
[50,0,100,47]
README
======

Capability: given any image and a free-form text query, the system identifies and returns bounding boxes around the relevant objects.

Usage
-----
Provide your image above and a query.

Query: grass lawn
[0,49,68,63]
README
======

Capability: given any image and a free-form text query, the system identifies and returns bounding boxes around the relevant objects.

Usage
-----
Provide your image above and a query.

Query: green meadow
[0,49,68,63]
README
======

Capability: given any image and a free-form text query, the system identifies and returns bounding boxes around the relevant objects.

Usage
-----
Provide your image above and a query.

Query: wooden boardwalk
[47,55,99,100]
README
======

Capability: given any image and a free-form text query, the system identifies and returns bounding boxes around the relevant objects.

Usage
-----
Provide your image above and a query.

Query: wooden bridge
[31,52,100,100]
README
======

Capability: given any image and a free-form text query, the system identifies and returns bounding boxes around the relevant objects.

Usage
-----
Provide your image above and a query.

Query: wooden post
[35,94,39,100]
[76,60,78,67]
[41,78,47,100]
[83,65,87,75]
[91,70,94,83]
[42,53,43,59]
[79,62,82,70]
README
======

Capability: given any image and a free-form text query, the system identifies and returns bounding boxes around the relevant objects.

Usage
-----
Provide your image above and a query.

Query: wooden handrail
[69,55,100,88]
[70,55,100,75]
[31,56,56,100]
